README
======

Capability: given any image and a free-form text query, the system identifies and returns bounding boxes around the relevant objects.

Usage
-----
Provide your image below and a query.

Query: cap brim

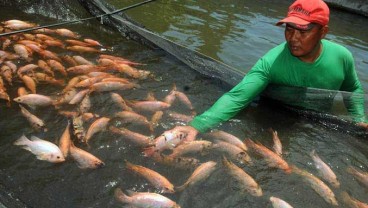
[276,16,311,26]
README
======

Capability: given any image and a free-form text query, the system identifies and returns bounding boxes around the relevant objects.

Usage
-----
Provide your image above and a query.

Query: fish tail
[142,146,157,157]
[175,184,186,192]
[114,188,131,203]
[13,134,30,146]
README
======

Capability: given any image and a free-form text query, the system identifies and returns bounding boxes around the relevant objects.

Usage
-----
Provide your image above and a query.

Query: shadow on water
[0,1,367,208]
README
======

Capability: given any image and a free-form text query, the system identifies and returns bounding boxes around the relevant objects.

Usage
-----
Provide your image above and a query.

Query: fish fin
[30,135,43,141]
[36,152,49,160]
[142,146,156,157]
[13,134,30,146]
[114,188,130,203]
[175,184,186,192]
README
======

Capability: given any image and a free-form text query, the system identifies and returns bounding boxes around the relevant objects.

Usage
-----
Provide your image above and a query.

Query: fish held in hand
[14,135,64,163]
[143,130,188,157]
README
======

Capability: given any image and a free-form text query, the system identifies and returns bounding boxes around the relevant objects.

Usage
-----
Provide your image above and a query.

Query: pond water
[0,1,367,208]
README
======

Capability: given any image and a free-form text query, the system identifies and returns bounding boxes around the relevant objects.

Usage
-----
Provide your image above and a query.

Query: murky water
[0,1,367,208]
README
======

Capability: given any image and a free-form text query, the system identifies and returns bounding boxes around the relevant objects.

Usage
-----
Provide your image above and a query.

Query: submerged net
[78,0,368,136]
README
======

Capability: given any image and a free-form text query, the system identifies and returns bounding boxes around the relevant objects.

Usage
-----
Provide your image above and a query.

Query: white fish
[270,196,294,208]
[14,135,65,163]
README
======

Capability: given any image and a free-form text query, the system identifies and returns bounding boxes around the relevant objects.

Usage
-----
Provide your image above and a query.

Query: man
[171,0,367,140]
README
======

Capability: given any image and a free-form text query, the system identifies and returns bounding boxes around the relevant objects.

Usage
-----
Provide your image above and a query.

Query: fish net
[79,0,368,136]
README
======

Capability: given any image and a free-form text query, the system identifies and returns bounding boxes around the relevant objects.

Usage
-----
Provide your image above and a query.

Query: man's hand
[356,122,368,130]
[171,125,199,142]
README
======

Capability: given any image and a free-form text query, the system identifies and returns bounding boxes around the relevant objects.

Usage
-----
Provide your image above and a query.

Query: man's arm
[340,52,367,123]
[189,63,270,133]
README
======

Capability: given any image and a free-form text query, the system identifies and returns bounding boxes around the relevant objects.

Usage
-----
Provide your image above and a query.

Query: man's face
[285,23,328,62]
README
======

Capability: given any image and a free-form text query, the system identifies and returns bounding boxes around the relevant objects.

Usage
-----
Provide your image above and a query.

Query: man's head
[277,0,330,62]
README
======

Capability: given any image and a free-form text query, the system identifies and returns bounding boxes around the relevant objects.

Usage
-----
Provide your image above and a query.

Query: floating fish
[114,188,180,208]
[222,157,262,196]
[125,161,175,193]
[176,161,217,192]
[310,150,340,188]
[270,196,294,208]
[14,135,64,163]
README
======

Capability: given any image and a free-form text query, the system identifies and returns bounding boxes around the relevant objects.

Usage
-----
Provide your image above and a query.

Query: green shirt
[190,39,366,133]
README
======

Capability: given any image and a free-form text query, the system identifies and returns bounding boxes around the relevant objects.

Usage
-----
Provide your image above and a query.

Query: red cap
[277,0,329,28]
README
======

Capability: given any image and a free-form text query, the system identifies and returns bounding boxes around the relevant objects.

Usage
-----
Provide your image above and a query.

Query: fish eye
[57,156,60,159]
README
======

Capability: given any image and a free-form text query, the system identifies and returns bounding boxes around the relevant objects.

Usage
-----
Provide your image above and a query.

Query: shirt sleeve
[189,58,270,133]
[340,51,367,123]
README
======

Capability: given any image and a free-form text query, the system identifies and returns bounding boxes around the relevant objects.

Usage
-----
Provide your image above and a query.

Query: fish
[83,38,103,47]
[65,39,92,47]
[13,94,54,109]
[174,90,194,111]
[72,55,94,65]
[43,39,65,48]
[128,100,171,113]
[109,92,133,111]
[34,72,65,86]
[222,157,262,196]
[291,165,338,206]
[113,110,152,130]
[166,110,194,123]
[55,28,80,38]
[66,65,107,74]
[346,166,368,188]
[151,110,164,128]
[37,59,55,76]
[72,115,86,142]
[176,161,217,192]
[143,130,188,157]
[204,130,247,151]
[18,105,46,132]
[17,64,38,77]
[269,196,294,208]
[14,135,64,163]
[340,191,368,208]
[69,89,90,105]
[0,65,13,85]
[79,93,91,114]
[114,188,181,208]
[84,117,110,143]
[47,60,67,76]
[168,140,213,158]
[20,75,37,94]
[90,81,139,92]
[58,122,71,158]
[67,45,100,53]
[17,87,29,97]
[109,126,153,147]
[37,49,61,62]
[13,44,32,61]
[69,142,104,169]
[244,138,291,173]
[310,150,340,188]
[152,153,200,170]
[269,128,282,156]
[125,161,175,193]
[62,55,79,66]
[4,20,37,30]
[211,141,252,165]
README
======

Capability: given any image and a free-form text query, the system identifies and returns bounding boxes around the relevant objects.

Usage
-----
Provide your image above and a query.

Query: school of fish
[1,19,368,208]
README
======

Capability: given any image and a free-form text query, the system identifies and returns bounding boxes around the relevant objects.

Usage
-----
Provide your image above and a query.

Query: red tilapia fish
[69,142,104,169]
[125,161,175,193]
[269,128,282,156]
[222,157,262,197]
[109,126,153,147]
[143,129,188,157]
[175,161,217,192]
[114,188,180,208]
[310,150,340,188]
[340,191,368,208]
[203,130,247,151]
[244,138,291,173]
[346,166,368,188]
[292,165,338,206]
